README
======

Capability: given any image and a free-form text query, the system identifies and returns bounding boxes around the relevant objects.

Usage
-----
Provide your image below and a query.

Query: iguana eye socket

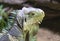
[28,12,35,18]
[31,12,35,16]
[28,12,35,17]
[28,11,35,15]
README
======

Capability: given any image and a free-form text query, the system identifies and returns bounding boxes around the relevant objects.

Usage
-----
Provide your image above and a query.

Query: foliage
[0,5,16,32]
[0,5,8,32]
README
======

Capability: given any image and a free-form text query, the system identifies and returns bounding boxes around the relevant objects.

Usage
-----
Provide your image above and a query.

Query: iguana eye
[28,12,35,17]
[31,12,35,16]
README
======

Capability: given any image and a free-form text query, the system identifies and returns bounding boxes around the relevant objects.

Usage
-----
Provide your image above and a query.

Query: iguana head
[24,7,45,25]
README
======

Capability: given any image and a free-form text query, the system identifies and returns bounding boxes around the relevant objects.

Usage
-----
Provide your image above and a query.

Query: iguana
[12,7,45,41]
[0,6,45,41]
[0,5,45,41]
